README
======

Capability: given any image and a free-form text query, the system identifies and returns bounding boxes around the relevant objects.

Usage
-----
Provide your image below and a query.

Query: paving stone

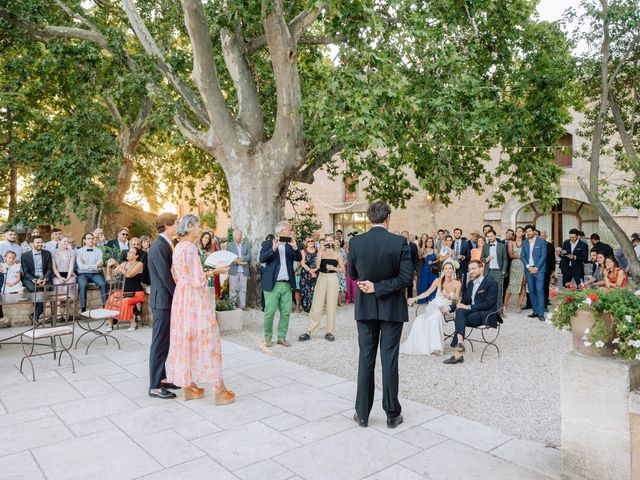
[225,349,277,367]
[394,426,448,449]
[0,406,53,428]
[284,368,345,388]
[261,412,308,431]
[111,376,152,399]
[137,456,237,480]
[123,360,150,378]
[215,371,273,396]
[254,383,353,421]
[136,429,205,468]
[262,376,298,388]
[57,361,127,383]
[233,358,307,380]
[110,402,204,438]
[276,425,420,480]
[235,459,295,480]
[491,439,561,479]
[71,377,116,397]
[67,416,115,437]
[422,414,512,451]
[0,376,82,412]
[0,415,73,455]
[102,371,137,383]
[282,414,355,445]
[33,429,162,480]
[0,451,45,480]
[52,391,137,425]
[364,398,446,435]
[322,380,360,402]
[364,464,426,480]
[173,419,223,440]
[401,439,551,480]
[221,340,250,355]
[194,421,300,471]
[191,395,283,430]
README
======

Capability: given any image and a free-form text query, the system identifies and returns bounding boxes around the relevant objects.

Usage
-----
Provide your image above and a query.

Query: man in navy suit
[148,213,179,399]
[259,221,302,347]
[521,224,548,320]
[444,260,499,364]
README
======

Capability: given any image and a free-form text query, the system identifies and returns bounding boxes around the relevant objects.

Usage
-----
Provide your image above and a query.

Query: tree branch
[130,97,154,149]
[104,96,126,131]
[174,108,216,156]
[294,143,344,183]
[121,0,210,127]
[462,0,479,36]
[298,34,347,45]
[609,92,640,177]
[220,28,264,143]
[607,32,639,90]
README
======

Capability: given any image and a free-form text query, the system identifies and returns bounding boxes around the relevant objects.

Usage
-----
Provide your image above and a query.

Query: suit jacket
[409,242,419,270]
[106,239,128,253]
[148,236,175,310]
[545,241,556,277]
[520,237,548,274]
[259,241,302,291]
[460,276,500,327]
[559,239,588,275]
[227,241,251,276]
[481,241,508,275]
[453,238,471,272]
[347,227,413,323]
[21,250,53,284]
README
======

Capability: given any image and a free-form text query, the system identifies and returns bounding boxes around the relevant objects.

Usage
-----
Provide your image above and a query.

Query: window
[555,133,573,168]
[344,176,358,202]
[333,212,370,235]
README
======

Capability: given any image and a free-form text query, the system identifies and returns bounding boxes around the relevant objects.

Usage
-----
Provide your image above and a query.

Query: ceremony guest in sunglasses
[106,227,130,256]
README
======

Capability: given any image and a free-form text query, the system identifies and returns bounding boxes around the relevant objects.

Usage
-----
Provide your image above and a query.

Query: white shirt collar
[474,275,484,285]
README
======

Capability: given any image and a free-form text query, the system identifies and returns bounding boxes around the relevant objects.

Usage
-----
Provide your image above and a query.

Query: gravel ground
[224,303,571,448]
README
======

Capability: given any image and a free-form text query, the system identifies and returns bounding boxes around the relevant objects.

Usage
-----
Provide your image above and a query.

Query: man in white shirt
[227,229,251,309]
[44,228,62,252]
[76,232,107,311]
[0,228,22,262]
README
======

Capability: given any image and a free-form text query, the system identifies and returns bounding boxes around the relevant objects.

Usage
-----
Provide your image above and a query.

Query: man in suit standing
[521,225,548,320]
[540,230,556,309]
[453,228,470,288]
[148,213,179,399]
[348,201,413,429]
[259,221,301,347]
[21,235,53,323]
[444,260,499,364]
[401,231,419,297]
[559,228,588,287]
[481,229,508,312]
[227,229,251,309]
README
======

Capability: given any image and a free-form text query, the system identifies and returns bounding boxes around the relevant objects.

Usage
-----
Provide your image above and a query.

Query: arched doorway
[515,198,599,246]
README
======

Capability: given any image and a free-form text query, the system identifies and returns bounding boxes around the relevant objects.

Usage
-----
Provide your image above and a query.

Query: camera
[324,243,334,249]
[279,236,292,243]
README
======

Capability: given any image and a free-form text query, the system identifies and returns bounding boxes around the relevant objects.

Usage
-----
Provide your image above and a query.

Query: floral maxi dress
[166,241,223,387]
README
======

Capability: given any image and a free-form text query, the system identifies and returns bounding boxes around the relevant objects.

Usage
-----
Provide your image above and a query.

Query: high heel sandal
[183,385,205,401]
[214,387,235,406]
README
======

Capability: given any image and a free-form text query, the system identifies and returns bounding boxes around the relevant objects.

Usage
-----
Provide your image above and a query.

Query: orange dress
[607,268,628,288]
[470,248,485,269]
[166,241,223,387]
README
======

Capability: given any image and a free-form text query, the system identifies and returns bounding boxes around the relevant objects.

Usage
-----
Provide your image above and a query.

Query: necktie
[490,243,495,246]
[455,241,460,256]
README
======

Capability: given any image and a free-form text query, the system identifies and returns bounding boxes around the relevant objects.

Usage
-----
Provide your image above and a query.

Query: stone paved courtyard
[0,322,560,480]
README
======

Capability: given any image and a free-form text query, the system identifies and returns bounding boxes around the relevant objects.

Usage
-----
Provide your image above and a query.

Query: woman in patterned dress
[337,243,347,306]
[299,238,318,313]
[504,226,526,312]
[166,215,234,405]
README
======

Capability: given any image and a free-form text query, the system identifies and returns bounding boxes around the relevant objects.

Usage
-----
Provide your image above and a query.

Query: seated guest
[44,228,62,252]
[1,251,24,294]
[76,232,107,312]
[140,235,151,253]
[20,227,40,253]
[52,236,76,286]
[93,228,106,247]
[105,247,145,332]
[21,236,53,323]
[603,257,628,289]
[0,228,23,262]
[444,260,499,365]
[106,227,130,256]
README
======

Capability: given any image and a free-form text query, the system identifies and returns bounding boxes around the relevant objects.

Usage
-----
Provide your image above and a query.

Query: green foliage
[128,218,154,239]
[199,209,218,230]
[215,294,238,312]
[286,183,322,242]
[97,244,121,264]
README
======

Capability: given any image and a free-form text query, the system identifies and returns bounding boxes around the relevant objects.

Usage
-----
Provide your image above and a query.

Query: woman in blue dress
[417,237,439,303]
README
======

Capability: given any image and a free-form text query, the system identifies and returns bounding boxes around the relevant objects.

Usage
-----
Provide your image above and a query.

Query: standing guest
[197,231,217,296]
[603,257,628,289]
[504,229,515,243]
[438,235,459,271]
[633,237,640,261]
[260,233,275,310]
[311,231,321,250]
[76,233,108,312]
[93,228,106,247]
[348,200,413,428]
[299,238,319,313]
[259,222,301,347]
[106,228,130,258]
[578,230,586,243]
[589,233,614,258]
[481,230,508,312]
[0,228,23,262]
[344,239,357,304]
[504,227,526,312]
[293,260,302,313]
[417,233,429,288]
[521,225,547,321]
[444,260,499,364]
[417,237,438,303]
[467,230,480,250]
[482,224,494,236]
[44,228,62,251]
[165,215,234,404]
[1,251,24,293]
[226,229,251,309]
[433,229,446,251]
[336,229,345,248]
[105,247,145,332]
[401,231,419,297]
[21,236,53,323]
[559,228,589,287]
[452,228,470,286]
[148,213,180,400]
[299,235,344,342]
[52,236,76,286]
[20,227,40,253]
[470,236,485,265]
[540,230,556,308]
[337,241,348,306]
[140,235,151,253]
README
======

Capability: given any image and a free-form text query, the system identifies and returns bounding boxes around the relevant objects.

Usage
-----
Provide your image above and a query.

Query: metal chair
[463,310,502,362]
[75,275,124,354]
[20,283,77,381]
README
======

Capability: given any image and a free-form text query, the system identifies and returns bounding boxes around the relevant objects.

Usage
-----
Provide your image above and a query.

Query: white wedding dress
[400,288,451,355]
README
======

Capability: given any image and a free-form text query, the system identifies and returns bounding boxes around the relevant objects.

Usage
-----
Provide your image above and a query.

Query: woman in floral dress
[337,244,347,306]
[299,238,318,313]
[166,215,234,405]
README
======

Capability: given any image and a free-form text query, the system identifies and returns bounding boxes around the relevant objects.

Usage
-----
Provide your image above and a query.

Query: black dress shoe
[353,412,368,427]
[538,315,545,321]
[148,387,176,399]
[527,313,538,318]
[387,415,403,429]
[161,382,181,390]
[325,333,335,342]
[298,333,311,342]
[443,355,464,365]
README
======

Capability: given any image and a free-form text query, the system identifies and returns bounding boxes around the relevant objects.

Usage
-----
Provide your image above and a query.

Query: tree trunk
[7,156,17,221]
[100,150,134,238]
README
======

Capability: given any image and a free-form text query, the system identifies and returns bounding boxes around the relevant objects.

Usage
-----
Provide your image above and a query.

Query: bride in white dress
[401,263,461,355]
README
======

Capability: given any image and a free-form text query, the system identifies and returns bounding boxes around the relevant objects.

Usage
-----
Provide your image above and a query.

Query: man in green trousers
[259,221,302,347]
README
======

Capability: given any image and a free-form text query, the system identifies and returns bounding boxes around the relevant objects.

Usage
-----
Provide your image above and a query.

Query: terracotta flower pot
[570,309,615,357]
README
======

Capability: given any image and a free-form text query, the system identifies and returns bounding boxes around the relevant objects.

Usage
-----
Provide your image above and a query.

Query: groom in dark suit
[148,213,180,399]
[348,201,414,429]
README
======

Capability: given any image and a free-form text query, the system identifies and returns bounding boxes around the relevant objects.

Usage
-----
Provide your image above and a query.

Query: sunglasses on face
[121,233,129,237]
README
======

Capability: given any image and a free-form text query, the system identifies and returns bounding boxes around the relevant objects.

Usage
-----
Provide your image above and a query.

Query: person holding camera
[259,222,302,347]
[559,228,589,288]
[104,247,145,332]
[299,235,345,342]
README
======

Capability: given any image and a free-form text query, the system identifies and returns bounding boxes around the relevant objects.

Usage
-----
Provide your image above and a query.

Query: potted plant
[215,294,243,332]
[548,285,640,359]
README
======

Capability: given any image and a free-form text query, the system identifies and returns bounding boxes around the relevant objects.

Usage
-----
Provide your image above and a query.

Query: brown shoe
[277,339,291,347]
[265,339,273,347]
